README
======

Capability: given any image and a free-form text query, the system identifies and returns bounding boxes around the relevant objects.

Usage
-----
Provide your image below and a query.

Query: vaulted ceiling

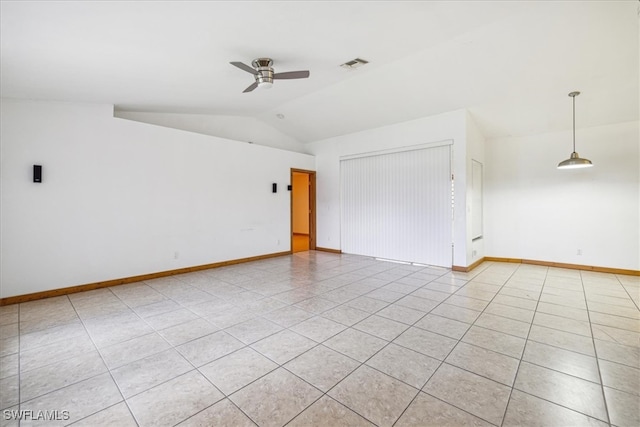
[1,1,637,144]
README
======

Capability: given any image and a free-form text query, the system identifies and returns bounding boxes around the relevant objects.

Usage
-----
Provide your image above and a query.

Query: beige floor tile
[353,315,408,341]
[535,301,589,322]
[446,342,519,386]
[251,330,316,364]
[101,330,169,366]
[144,308,200,330]
[111,348,192,398]
[485,303,534,323]
[592,324,640,348]
[262,306,314,328]
[344,296,390,313]
[19,322,88,350]
[423,363,511,425]
[128,370,224,427]
[522,340,600,383]
[230,368,322,427]
[424,282,462,294]
[133,299,182,318]
[503,389,608,427]
[394,327,458,360]
[395,295,440,312]
[199,347,277,395]
[0,336,18,358]
[0,375,18,410]
[461,325,526,358]
[366,288,405,303]
[430,304,481,324]
[396,392,492,427]
[177,331,245,367]
[366,343,440,388]
[83,311,153,348]
[497,287,540,301]
[204,308,257,329]
[158,318,219,346]
[0,354,17,379]
[290,316,346,343]
[19,309,80,334]
[411,288,450,302]
[492,294,538,310]
[590,312,640,333]
[604,386,640,427]
[288,395,374,427]
[73,402,137,427]
[20,351,107,402]
[455,284,499,301]
[414,314,470,340]
[538,294,587,310]
[528,325,595,356]
[20,373,122,426]
[285,345,359,392]
[177,399,255,427]
[533,311,592,337]
[594,339,640,368]
[324,328,387,362]
[377,304,426,325]
[225,317,283,344]
[20,334,97,373]
[322,305,371,326]
[445,295,490,312]
[294,297,338,314]
[587,301,640,320]
[329,365,418,427]
[599,359,640,395]
[514,361,608,422]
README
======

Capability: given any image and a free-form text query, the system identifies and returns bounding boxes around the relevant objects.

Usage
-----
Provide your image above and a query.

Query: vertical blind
[340,143,452,267]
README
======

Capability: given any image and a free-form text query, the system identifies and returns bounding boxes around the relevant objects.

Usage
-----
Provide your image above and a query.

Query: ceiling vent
[340,58,369,69]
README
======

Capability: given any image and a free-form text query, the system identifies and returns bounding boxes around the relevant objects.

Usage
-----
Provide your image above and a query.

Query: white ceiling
[1,1,638,144]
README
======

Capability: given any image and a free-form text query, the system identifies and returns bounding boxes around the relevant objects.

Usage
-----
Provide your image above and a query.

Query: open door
[291,169,316,253]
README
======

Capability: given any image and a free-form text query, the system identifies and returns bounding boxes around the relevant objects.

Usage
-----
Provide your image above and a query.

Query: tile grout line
[580,269,613,427]
[67,290,143,427]
[499,264,550,427]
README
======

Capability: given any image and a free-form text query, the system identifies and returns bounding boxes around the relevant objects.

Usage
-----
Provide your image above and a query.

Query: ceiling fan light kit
[230,58,310,93]
[557,91,593,170]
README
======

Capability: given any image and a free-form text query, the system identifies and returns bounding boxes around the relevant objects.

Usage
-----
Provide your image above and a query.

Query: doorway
[291,169,316,253]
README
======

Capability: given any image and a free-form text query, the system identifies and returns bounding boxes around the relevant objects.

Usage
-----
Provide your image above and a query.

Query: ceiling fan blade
[230,61,258,75]
[272,70,310,80]
[243,82,258,93]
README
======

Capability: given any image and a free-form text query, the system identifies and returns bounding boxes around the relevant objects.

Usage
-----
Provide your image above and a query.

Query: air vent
[340,58,369,69]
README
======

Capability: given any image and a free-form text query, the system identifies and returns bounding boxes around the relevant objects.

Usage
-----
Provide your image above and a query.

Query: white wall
[115,111,307,154]
[0,99,314,298]
[485,120,639,270]
[466,112,486,265]
[308,110,471,268]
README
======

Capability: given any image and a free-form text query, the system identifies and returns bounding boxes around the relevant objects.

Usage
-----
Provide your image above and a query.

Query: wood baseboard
[0,251,292,306]
[452,257,486,272]
[484,257,640,276]
[314,247,342,254]
[4,251,637,306]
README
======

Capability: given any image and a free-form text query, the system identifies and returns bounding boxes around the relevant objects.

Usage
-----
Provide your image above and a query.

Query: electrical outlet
[174,251,179,259]
[577,249,582,256]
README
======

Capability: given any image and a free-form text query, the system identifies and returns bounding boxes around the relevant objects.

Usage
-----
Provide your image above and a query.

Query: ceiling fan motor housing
[252,58,274,87]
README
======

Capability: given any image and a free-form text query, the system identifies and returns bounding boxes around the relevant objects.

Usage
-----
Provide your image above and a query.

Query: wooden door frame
[290,168,316,251]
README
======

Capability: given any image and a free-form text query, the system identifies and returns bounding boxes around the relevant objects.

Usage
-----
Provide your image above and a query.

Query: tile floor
[1,252,639,426]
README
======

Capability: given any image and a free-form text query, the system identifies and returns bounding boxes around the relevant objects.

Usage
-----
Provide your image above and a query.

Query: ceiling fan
[230,58,310,93]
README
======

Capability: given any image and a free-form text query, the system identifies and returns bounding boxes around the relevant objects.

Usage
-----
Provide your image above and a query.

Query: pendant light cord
[572,94,576,153]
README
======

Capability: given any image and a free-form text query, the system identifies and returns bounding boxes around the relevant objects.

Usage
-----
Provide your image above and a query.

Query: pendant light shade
[558,91,593,169]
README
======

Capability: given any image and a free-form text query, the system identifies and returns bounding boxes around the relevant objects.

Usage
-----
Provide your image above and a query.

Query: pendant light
[558,91,593,169]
